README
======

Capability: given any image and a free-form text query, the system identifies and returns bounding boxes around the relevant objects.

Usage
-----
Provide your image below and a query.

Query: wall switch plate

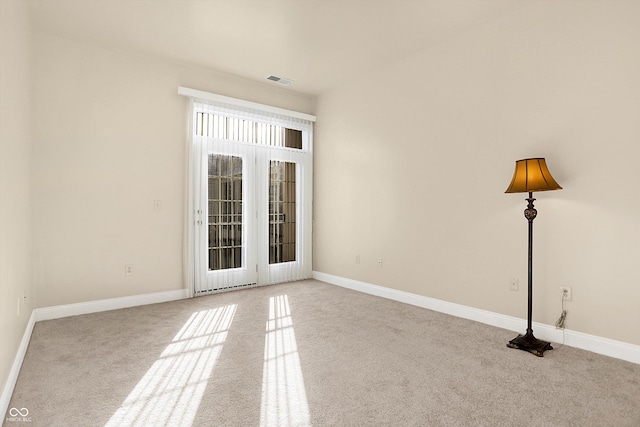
[560,286,572,301]
[377,258,382,267]
[510,278,519,291]
[355,255,360,264]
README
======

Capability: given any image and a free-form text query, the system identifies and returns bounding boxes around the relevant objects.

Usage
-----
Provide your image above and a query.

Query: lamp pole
[507,192,553,356]
[525,193,536,337]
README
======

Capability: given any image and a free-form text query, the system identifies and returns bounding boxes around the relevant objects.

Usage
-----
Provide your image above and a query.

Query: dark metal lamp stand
[506,193,553,357]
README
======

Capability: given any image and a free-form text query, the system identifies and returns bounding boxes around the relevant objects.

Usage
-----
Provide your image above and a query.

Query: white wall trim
[1,311,36,421]
[2,288,190,418]
[312,271,640,365]
[177,86,316,122]
[34,288,189,322]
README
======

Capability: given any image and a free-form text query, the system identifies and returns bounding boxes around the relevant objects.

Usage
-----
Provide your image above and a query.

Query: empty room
[1,0,639,425]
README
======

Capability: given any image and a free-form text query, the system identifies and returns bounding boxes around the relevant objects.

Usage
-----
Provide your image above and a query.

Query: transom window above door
[195,112,303,150]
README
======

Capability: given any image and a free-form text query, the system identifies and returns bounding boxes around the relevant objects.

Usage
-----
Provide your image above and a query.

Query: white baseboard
[312,271,640,365]
[34,288,190,321]
[1,311,36,422]
[2,287,189,418]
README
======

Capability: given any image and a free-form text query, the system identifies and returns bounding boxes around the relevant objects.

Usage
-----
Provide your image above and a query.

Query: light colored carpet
[4,279,640,426]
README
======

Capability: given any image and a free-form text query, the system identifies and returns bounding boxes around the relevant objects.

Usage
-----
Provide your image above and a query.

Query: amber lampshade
[505,158,562,193]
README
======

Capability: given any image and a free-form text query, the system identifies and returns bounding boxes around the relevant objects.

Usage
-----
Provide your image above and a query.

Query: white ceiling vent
[266,75,293,86]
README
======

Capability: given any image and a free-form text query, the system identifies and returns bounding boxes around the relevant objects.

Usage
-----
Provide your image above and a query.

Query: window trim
[178,86,316,123]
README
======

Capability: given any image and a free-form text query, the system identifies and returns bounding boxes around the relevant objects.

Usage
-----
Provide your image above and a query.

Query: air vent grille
[266,75,293,86]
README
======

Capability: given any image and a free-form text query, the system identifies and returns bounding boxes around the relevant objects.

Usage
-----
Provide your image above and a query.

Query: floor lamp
[505,158,562,357]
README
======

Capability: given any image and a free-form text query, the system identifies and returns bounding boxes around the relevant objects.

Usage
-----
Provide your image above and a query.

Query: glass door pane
[208,154,243,270]
[269,161,296,264]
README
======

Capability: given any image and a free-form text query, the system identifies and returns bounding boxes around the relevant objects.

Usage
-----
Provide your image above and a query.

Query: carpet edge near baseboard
[1,311,36,421]
[1,288,189,419]
[312,270,640,365]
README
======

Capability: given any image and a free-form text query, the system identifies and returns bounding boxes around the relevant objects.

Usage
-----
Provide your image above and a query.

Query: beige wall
[0,0,34,400]
[313,1,640,346]
[32,33,315,308]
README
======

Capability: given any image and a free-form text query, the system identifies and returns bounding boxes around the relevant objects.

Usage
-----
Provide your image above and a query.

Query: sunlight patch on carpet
[105,304,237,427]
[260,294,311,426]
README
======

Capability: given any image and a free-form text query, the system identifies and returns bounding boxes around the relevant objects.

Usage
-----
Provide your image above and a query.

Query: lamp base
[507,332,553,357]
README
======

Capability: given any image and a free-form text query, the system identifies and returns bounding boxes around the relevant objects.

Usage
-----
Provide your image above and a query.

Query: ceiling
[28,0,521,96]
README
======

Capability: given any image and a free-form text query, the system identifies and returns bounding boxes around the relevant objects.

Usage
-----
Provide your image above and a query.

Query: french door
[194,140,257,292]
[191,100,313,295]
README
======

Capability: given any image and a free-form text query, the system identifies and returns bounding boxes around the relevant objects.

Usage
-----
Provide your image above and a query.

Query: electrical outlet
[510,278,519,291]
[560,286,572,301]
[125,265,134,276]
